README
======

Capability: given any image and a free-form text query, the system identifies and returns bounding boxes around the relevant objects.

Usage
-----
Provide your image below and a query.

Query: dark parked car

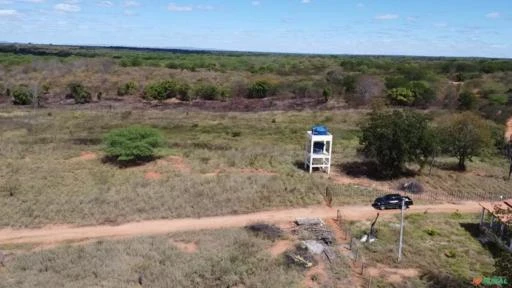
[372,194,413,210]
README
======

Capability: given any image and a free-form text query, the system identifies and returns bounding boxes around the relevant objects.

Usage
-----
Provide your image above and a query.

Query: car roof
[385,194,402,197]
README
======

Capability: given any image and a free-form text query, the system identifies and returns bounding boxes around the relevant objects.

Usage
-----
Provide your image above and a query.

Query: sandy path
[506,117,512,142]
[0,202,483,246]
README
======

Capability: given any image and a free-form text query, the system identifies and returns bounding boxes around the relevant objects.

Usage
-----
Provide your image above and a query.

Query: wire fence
[330,183,512,204]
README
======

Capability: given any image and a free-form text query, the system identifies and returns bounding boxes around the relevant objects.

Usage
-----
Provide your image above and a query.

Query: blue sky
[0,0,511,57]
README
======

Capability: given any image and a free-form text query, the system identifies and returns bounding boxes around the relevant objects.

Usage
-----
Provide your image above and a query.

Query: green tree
[437,112,492,171]
[387,87,415,106]
[103,126,165,164]
[359,110,436,177]
[407,81,436,107]
[457,91,477,110]
[67,82,91,104]
[11,85,33,105]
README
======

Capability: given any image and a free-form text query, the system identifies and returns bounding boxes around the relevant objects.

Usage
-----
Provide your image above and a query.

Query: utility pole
[398,197,405,262]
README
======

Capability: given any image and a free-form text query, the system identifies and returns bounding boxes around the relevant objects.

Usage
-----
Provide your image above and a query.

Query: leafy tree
[11,85,33,105]
[359,110,436,177]
[437,112,492,171]
[457,91,477,110]
[387,87,415,106]
[67,82,91,104]
[103,126,165,164]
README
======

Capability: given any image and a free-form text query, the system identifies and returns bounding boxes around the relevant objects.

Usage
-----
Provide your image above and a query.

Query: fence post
[368,277,372,288]
[361,262,365,275]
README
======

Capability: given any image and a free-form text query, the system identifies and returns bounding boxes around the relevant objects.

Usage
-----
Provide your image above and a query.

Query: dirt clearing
[0,202,482,246]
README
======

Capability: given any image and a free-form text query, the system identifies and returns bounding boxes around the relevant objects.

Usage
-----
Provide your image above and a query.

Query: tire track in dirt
[0,202,483,246]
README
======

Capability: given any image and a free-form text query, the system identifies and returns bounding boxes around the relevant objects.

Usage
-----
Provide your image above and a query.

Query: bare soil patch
[366,264,420,284]
[330,173,394,194]
[159,156,191,173]
[71,151,98,161]
[269,240,293,257]
[168,239,198,253]
[303,257,327,288]
[144,171,162,180]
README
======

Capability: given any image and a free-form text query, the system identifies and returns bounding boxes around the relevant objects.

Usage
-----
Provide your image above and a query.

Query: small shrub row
[143,80,189,100]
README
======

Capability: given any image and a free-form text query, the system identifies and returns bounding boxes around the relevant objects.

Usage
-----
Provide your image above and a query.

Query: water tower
[304,125,332,174]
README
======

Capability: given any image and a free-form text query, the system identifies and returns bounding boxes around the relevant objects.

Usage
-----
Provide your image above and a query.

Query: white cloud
[302,0,311,3]
[98,1,113,7]
[407,16,417,22]
[0,9,18,16]
[20,0,45,3]
[168,3,192,11]
[54,3,80,12]
[375,14,399,20]
[486,12,500,19]
[196,4,213,10]
[167,3,214,12]
[124,0,139,7]
[251,1,260,6]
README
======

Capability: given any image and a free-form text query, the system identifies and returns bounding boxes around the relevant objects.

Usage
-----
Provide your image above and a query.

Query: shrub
[457,91,477,110]
[407,81,436,107]
[399,180,424,194]
[194,84,221,100]
[247,80,276,99]
[143,80,189,100]
[103,126,165,164]
[488,94,508,105]
[11,85,33,105]
[67,82,91,104]
[117,81,138,96]
[387,87,415,106]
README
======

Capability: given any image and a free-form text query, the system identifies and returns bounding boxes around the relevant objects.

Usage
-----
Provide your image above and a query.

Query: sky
[0,0,511,58]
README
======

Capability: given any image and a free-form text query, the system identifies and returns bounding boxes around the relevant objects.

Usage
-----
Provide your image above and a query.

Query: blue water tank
[312,125,329,135]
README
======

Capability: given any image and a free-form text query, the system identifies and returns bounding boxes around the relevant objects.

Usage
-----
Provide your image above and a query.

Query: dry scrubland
[0,229,310,288]
[350,213,496,287]
[1,109,512,228]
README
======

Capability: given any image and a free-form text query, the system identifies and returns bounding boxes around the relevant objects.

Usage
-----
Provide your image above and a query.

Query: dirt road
[0,202,483,246]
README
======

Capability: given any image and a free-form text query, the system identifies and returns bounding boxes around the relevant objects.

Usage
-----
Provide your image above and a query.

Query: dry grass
[0,109,362,227]
[0,108,511,228]
[0,229,303,288]
[349,213,496,287]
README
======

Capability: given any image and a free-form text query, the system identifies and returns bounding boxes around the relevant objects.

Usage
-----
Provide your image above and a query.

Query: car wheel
[379,205,385,210]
